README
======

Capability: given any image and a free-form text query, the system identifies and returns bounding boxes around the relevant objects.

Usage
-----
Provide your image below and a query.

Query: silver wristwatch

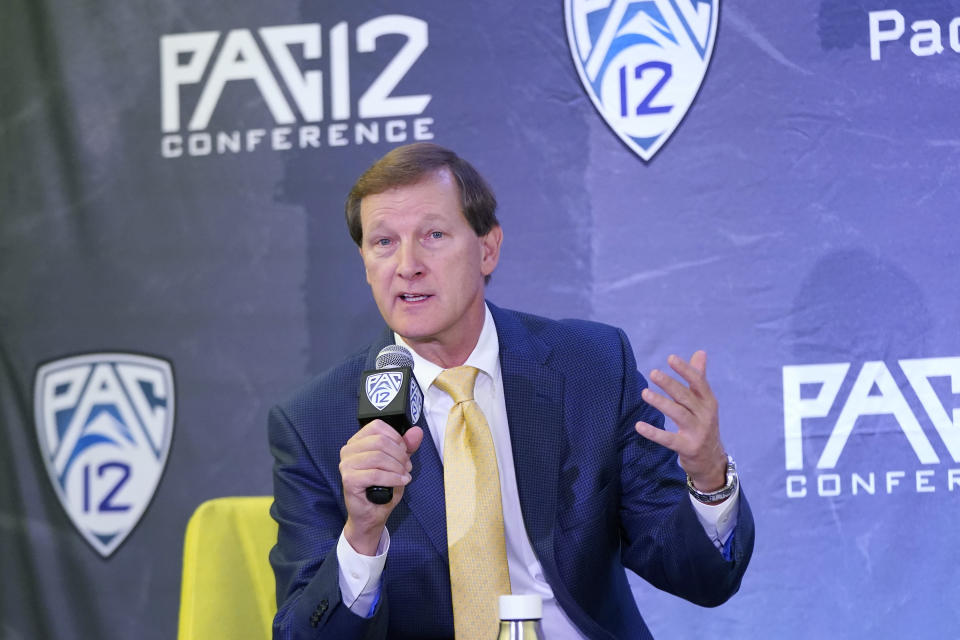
[687,455,738,503]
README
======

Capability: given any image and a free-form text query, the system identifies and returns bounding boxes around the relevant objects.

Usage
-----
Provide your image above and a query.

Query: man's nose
[396,241,424,278]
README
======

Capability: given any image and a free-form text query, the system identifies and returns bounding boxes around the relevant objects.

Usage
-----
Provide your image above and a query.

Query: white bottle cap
[498,594,542,620]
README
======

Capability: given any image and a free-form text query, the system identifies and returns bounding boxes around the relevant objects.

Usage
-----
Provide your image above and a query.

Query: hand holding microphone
[339,345,424,554]
[356,344,424,503]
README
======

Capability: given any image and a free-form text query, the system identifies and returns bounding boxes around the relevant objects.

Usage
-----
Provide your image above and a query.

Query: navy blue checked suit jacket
[269,303,754,639]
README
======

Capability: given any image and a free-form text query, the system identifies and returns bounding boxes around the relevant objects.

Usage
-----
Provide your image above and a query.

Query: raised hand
[634,351,727,492]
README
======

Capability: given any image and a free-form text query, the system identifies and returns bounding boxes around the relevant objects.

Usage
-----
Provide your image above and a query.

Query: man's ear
[479,225,503,277]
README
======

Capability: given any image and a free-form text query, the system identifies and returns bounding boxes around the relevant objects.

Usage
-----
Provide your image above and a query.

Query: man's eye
[376,238,391,247]
[430,231,443,239]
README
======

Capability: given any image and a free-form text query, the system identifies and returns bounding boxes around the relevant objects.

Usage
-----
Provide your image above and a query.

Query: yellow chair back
[178,496,277,640]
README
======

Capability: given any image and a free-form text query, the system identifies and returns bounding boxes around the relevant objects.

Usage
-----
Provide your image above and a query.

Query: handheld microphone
[357,344,424,504]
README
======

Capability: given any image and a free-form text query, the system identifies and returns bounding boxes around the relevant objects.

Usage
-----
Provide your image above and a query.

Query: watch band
[687,455,738,503]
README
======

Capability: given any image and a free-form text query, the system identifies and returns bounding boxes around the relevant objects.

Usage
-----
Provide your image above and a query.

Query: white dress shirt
[337,305,739,634]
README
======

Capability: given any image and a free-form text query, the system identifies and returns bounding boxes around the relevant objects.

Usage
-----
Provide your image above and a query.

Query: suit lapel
[365,333,449,560]
[489,304,564,582]
[401,412,448,559]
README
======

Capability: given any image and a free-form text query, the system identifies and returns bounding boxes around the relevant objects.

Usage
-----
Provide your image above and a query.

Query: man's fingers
[649,369,697,412]
[636,420,702,460]
[639,352,722,473]
[690,350,707,375]
[340,422,420,497]
[344,467,412,491]
[343,448,409,474]
[635,421,677,451]
[344,424,410,465]
[357,418,404,441]
[665,353,713,399]
[340,446,413,494]
[641,386,693,428]
[404,426,424,455]
[665,355,706,392]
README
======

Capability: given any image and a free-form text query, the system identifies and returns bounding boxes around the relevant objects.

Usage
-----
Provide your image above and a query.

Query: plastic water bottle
[496,594,543,639]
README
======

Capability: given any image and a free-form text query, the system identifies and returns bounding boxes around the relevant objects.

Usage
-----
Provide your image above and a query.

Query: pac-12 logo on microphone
[366,371,403,411]
[34,353,175,558]
[565,0,719,161]
[409,379,423,424]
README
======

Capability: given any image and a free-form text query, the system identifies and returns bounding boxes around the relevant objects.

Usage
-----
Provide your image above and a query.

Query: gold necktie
[434,366,511,639]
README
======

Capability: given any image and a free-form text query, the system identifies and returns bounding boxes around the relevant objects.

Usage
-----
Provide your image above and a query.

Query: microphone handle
[366,486,393,504]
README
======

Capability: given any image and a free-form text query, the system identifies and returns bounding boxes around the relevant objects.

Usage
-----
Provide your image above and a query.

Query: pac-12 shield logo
[565,0,719,161]
[409,381,423,425]
[34,353,175,557]
[366,371,403,411]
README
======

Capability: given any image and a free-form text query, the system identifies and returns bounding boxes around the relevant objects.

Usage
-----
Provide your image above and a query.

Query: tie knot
[434,366,480,404]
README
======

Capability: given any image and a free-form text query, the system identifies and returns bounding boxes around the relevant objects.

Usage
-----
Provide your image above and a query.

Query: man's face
[358,169,502,363]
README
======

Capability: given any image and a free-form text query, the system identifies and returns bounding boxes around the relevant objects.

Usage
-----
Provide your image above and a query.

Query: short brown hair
[345,143,499,246]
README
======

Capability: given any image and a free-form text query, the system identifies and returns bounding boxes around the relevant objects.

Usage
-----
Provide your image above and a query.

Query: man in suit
[269,143,754,639]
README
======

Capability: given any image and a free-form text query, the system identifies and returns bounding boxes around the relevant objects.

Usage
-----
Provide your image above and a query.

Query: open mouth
[399,293,431,303]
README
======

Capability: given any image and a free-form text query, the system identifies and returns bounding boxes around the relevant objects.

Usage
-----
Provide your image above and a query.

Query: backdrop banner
[2,1,958,638]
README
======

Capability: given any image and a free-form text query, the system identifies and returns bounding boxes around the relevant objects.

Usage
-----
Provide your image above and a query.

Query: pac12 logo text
[160,15,435,158]
[34,353,175,557]
[782,357,960,498]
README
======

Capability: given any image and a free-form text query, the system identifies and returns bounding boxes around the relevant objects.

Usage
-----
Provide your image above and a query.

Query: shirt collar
[394,303,500,391]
